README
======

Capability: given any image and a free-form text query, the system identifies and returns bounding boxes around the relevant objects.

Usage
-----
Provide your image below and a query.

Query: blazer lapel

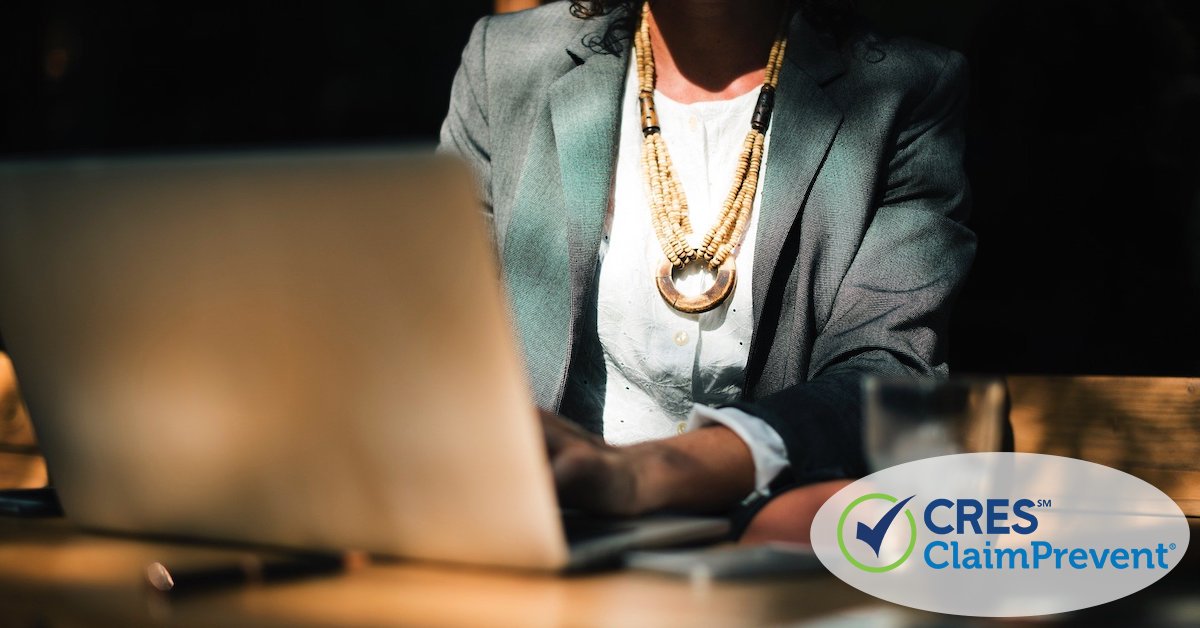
[751,14,847,329]
[503,28,626,410]
[550,43,627,324]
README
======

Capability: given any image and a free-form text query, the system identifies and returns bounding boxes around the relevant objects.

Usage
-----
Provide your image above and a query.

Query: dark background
[2,0,1198,376]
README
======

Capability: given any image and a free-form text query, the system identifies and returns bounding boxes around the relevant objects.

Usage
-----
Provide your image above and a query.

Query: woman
[440,0,973,532]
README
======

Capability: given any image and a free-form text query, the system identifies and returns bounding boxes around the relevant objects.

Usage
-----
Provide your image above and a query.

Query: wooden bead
[639,94,660,133]
[751,90,775,131]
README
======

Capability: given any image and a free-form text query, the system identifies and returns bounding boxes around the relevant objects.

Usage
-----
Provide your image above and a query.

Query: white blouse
[593,61,788,491]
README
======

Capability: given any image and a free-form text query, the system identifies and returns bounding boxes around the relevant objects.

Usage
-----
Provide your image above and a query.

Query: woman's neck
[645,0,789,103]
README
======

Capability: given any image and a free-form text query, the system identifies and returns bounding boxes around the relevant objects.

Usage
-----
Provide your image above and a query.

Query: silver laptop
[0,149,727,570]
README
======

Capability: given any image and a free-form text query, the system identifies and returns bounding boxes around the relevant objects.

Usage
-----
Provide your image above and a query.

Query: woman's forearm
[543,411,756,516]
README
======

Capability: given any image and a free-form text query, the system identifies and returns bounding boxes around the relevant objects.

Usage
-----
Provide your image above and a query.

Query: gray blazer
[439,4,975,485]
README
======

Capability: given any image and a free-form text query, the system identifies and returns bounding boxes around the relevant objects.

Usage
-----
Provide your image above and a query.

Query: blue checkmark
[856,495,915,557]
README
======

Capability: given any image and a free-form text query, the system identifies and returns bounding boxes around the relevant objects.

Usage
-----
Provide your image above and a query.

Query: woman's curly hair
[567,0,858,54]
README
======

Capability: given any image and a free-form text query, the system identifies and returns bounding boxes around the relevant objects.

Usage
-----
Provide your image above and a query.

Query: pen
[145,551,362,596]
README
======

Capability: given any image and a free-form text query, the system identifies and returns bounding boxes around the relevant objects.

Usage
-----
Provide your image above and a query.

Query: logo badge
[810,453,1192,617]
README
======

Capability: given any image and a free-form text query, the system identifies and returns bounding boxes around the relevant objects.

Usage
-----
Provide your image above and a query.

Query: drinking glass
[863,376,1005,472]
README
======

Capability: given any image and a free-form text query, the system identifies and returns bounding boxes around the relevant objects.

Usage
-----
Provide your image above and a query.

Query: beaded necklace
[635,2,788,313]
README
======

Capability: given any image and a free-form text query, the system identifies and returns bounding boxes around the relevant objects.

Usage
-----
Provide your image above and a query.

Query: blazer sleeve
[728,52,977,486]
[438,17,495,237]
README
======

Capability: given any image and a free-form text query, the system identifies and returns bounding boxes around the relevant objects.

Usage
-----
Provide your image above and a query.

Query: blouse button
[676,422,687,435]
[673,330,689,346]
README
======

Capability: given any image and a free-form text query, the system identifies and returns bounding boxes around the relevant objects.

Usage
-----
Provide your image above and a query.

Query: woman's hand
[539,409,756,516]
[740,480,852,545]
[540,410,643,516]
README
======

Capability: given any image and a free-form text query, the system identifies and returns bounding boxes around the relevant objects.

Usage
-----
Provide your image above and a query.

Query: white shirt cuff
[687,403,790,498]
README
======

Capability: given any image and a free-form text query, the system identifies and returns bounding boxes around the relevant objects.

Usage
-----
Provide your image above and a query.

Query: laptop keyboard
[560,515,640,545]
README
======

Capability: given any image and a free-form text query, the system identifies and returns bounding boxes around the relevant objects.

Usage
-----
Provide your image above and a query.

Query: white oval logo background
[810,453,1191,617]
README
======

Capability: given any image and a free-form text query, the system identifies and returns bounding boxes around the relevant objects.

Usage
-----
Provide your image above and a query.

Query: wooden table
[2,516,1198,627]
[0,517,887,627]
[4,516,1195,628]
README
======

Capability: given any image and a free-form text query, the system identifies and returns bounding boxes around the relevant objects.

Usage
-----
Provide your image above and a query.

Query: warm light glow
[45,47,70,80]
